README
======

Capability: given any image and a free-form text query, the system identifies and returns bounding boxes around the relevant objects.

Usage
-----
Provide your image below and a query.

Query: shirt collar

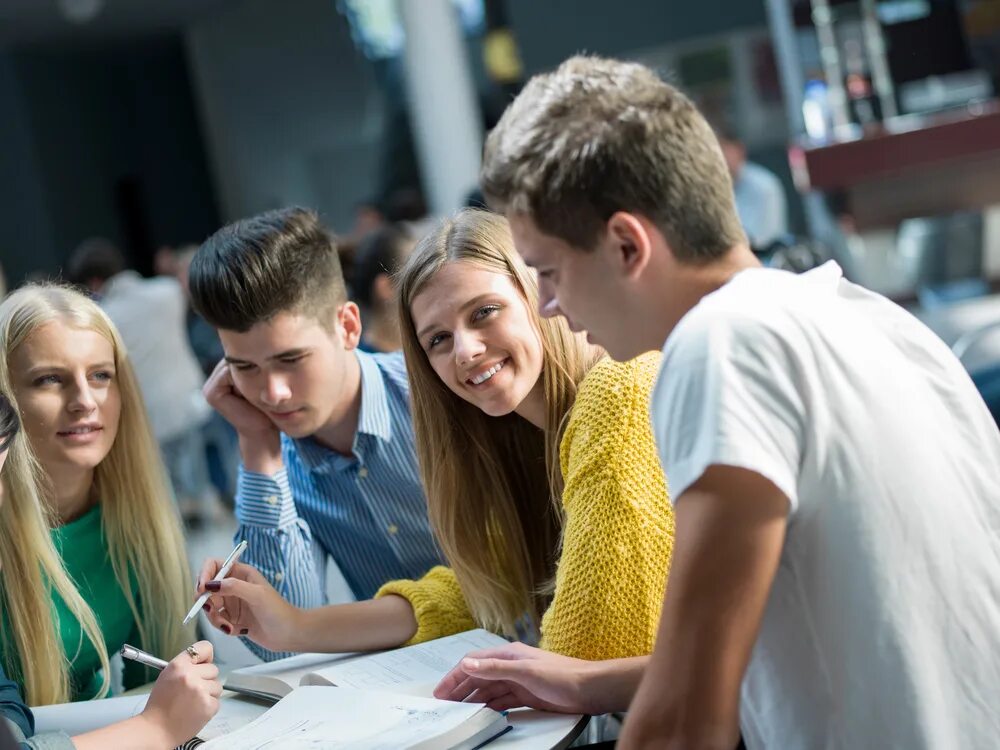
[355,349,393,443]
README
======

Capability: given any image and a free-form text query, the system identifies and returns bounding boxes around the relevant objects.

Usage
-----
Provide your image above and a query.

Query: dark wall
[0,34,219,282]
[0,53,57,287]
[507,0,768,73]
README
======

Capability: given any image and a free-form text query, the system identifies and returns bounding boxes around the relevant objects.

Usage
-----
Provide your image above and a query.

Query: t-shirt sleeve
[652,312,805,511]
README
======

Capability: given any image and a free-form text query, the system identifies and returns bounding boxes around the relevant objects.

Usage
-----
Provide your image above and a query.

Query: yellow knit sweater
[376,353,674,661]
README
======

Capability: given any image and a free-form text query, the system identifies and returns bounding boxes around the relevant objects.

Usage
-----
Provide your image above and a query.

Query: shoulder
[367,350,410,398]
[569,353,661,430]
[666,273,796,367]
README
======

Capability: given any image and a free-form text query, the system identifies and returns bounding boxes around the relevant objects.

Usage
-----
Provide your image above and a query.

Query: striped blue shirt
[234,350,442,658]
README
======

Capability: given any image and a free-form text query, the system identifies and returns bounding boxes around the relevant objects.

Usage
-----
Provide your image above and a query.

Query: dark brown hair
[189,206,347,332]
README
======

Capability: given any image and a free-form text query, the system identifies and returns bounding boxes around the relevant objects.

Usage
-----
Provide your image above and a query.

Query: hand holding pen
[194,553,304,653]
[118,641,221,748]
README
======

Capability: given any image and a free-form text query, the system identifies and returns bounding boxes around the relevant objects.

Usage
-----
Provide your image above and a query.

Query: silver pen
[121,643,169,671]
[183,539,248,625]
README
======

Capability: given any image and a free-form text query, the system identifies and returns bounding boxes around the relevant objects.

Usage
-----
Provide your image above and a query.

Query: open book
[223,628,509,702]
[199,685,508,750]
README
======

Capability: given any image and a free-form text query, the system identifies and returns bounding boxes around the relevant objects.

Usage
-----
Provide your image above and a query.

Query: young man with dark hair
[437,56,1000,749]
[189,207,441,658]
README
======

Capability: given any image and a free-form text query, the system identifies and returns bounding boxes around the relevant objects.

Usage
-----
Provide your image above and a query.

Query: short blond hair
[481,55,746,259]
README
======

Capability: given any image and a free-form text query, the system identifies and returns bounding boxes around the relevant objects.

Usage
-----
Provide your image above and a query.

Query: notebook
[223,628,509,702]
[198,685,509,750]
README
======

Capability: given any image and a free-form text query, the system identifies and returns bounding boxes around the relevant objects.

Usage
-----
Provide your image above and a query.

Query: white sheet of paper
[303,629,507,696]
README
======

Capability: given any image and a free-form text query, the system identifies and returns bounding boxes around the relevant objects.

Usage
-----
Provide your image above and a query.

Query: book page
[200,685,499,750]
[303,629,508,696]
[224,651,358,698]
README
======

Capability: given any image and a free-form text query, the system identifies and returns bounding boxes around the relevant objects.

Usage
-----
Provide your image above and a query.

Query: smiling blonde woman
[195,209,675,670]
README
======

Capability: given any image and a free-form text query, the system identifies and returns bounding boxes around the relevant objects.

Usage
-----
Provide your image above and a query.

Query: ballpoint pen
[121,643,169,671]
[182,539,248,625]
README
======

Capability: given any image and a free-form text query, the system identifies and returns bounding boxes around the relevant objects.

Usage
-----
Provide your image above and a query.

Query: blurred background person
[715,122,789,249]
[351,224,417,353]
[66,238,222,526]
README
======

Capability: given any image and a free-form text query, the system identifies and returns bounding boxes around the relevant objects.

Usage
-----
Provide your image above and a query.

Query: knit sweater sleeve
[374,566,476,646]
[539,353,675,661]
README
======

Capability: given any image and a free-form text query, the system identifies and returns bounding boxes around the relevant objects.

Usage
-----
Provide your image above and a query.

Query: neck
[311,351,363,455]
[514,376,547,430]
[654,244,761,345]
[364,312,400,353]
[47,464,96,525]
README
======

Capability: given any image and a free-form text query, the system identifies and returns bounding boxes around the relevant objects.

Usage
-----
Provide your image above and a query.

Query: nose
[537,281,563,319]
[453,328,486,367]
[260,373,292,407]
[539,295,563,319]
[68,377,97,414]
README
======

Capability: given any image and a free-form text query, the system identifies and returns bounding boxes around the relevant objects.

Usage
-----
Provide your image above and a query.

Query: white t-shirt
[651,261,1000,749]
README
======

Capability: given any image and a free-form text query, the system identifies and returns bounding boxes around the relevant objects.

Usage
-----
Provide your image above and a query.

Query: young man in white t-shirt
[433,56,1000,749]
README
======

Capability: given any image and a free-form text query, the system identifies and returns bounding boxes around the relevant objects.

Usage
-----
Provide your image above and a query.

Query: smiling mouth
[467,358,508,386]
[57,426,102,436]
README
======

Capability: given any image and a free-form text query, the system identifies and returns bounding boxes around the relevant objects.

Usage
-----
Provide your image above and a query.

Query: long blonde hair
[397,210,601,636]
[0,284,193,705]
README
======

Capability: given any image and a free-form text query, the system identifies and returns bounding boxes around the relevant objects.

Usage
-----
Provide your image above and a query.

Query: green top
[1,503,151,701]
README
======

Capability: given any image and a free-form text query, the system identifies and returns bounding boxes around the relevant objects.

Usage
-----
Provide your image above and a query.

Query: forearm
[580,656,648,715]
[239,432,282,476]
[69,716,172,750]
[291,595,418,654]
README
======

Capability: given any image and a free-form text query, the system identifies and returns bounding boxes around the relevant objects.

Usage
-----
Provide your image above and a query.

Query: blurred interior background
[2,0,1000,666]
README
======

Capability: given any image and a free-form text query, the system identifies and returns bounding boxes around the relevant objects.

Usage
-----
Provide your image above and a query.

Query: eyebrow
[224,348,311,365]
[415,293,499,341]
[26,361,116,375]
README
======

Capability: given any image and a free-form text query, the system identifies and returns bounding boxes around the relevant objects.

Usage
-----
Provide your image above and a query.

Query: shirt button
[273,572,284,582]
[387,524,398,535]
[265,495,278,506]
[358,467,369,479]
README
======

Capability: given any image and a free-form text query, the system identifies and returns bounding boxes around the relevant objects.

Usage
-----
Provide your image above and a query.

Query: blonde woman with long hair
[195,209,674,677]
[0,284,199,710]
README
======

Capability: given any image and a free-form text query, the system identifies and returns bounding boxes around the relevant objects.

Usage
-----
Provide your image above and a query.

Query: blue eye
[473,304,501,322]
[33,374,60,386]
[92,370,114,382]
[427,333,448,350]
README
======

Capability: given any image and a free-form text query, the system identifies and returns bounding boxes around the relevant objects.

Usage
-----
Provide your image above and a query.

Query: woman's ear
[338,302,363,350]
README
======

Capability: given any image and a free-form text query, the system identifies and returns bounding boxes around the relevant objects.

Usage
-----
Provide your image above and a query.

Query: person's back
[654,261,1000,748]
[101,271,208,441]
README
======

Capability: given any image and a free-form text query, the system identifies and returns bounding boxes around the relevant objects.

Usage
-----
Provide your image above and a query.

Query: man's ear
[605,212,653,282]
[337,302,363,350]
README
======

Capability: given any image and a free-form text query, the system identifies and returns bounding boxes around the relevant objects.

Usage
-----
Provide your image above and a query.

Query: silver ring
[186,644,199,660]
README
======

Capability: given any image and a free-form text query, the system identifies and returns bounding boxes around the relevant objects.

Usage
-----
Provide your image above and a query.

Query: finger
[486,695,524,713]
[189,640,215,664]
[464,681,512,706]
[204,575,259,602]
[203,608,236,635]
[196,558,225,592]
[195,663,220,681]
[435,674,480,701]
[461,656,536,683]
[433,666,471,699]
[207,679,224,698]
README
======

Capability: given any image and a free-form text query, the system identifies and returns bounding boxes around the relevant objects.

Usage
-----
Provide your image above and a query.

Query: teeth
[471,360,505,385]
[65,427,96,434]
